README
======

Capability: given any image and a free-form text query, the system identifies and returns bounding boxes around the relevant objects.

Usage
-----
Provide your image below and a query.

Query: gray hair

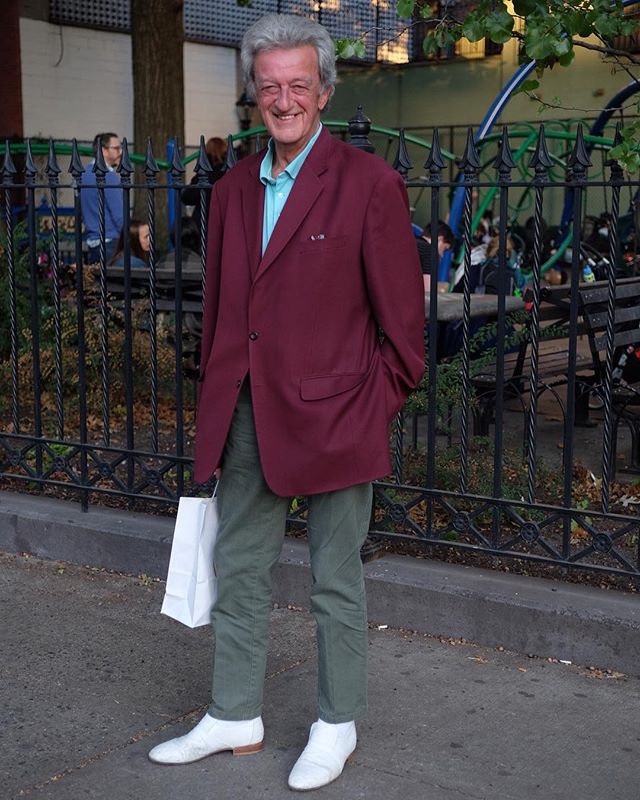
[241,14,336,99]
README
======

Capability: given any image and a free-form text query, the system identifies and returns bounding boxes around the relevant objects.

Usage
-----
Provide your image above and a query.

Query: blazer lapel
[254,128,332,283]
[241,159,265,280]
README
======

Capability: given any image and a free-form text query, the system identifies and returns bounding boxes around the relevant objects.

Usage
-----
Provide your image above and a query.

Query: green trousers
[208,383,372,724]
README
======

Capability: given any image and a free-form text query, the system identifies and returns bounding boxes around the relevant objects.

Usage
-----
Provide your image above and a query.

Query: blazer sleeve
[198,182,224,382]
[362,169,425,420]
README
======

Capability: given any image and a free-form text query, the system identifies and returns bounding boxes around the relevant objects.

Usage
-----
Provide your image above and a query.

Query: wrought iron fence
[1,115,640,578]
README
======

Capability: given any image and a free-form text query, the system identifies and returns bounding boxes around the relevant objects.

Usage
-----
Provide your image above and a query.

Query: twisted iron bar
[600,181,621,512]
[458,181,474,494]
[393,410,404,484]
[97,184,110,447]
[5,188,19,433]
[526,185,544,504]
[50,186,64,440]
[147,186,159,453]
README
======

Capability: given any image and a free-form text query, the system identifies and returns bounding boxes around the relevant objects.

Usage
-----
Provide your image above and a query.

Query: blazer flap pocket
[300,371,367,401]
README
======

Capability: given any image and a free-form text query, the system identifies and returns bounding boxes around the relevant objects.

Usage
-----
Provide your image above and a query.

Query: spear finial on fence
[223,134,237,172]
[567,123,591,178]
[529,124,553,180]
[424,127,445,176]
[392,128,412,177]
[494,125,516,180]
[144,137,159,180]
[68,138,84,180]
[93,136,108,178]
[169,138,185,182]
[45,138,61,183]
[117,137,133,185]
[1,140,17,183]
[24,139,37,184]
[194,135,214,186]
[605,122,624,181]
[459,127,481,174]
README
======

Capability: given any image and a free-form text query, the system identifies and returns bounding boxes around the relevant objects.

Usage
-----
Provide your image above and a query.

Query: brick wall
[0,1,24,139]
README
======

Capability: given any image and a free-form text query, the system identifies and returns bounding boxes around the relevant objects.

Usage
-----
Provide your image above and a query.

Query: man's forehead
[254,45,319,75]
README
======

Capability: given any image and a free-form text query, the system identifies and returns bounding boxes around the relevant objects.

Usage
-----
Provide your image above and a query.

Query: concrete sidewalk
[2,551,639,800]
[1,490,640,678]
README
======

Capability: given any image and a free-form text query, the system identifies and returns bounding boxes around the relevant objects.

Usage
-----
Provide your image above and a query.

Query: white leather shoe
[148,714,264,765]
[288,719,356,791]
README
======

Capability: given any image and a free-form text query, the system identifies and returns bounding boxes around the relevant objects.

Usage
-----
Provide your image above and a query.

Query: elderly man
[80,132,123,263]
[149,13,424,791]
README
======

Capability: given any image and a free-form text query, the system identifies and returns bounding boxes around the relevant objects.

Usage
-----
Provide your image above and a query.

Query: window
[49,0,503,64]
[611,2,640,54]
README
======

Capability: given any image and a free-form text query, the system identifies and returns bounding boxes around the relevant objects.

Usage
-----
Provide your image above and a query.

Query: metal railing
[1,115,640,578]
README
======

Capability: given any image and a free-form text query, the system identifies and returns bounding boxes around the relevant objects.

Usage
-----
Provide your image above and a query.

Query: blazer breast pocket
[298,235,349,256]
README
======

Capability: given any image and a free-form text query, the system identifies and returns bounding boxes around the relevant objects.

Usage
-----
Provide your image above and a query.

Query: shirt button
[236,380,242,388]
[249,331,259,341]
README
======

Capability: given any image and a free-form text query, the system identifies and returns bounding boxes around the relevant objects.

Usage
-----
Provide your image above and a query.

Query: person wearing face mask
[81,132,124,264]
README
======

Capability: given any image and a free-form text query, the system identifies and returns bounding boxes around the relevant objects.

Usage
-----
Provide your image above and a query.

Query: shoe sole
[288,748,356,791]
[233,740,264,756]
[149,740,264,765]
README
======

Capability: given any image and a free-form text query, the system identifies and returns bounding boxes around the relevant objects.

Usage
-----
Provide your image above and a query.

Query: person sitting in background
[109,219,150,269]
[157,216,202,272]
[182,137,228,213]
[416,220,454,292]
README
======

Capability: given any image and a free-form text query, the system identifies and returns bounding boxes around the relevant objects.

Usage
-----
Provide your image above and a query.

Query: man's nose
[274,86,292,109]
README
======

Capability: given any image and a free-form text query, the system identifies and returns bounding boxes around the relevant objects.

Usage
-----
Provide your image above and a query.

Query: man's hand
[214,468,222,480]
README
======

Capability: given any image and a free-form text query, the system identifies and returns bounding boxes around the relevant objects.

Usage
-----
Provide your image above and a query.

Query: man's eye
[260,85,278,95]
[291,85,309,94]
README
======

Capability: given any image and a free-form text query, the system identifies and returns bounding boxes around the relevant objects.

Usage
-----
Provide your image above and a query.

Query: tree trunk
[131,0,185,245]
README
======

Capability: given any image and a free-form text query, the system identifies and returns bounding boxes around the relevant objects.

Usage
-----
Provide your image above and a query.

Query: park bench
[469,277,640,463]
[101,263,204,375]
[578,276,640,473]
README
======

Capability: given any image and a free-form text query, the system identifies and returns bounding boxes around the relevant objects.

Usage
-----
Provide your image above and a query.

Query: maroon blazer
[194,127,425,495]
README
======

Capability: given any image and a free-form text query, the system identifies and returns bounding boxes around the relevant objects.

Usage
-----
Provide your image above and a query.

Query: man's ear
[318,87,331,111]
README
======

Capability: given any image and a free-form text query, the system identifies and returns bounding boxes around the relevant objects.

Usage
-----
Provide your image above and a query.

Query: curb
[1,489,639,676]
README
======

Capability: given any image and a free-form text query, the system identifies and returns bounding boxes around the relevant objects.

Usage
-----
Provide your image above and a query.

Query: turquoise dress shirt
[259,124,323,255]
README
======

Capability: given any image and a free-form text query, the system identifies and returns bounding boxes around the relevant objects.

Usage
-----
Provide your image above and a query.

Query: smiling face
[254,45,331,170]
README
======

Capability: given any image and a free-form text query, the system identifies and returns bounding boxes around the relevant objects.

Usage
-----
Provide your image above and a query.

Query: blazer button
[249,331,259,341]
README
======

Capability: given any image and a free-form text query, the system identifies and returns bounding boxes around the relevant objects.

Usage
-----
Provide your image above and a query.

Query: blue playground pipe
[444,0,638,282]
[557,79,640,235]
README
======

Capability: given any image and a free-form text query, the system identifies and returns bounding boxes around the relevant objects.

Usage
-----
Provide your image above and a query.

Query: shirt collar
[259,123,323,186]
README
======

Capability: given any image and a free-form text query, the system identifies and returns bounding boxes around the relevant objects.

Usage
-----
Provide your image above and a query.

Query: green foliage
[396,0,417,18]
[335,38,367,60]
[334,0,640,171]
[0,258,181,424]
[609,105,640,174]
[0,222,52,362]
[404,312,531,417]
[401,435,559,506]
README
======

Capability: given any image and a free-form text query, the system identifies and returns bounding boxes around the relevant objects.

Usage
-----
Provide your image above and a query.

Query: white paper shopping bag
[161,492,218,628]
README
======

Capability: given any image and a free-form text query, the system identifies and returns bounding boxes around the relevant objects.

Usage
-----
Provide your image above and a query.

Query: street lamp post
[235,90,256,132]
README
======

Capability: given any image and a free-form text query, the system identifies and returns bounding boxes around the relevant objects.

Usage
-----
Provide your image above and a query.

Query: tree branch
[571,38,640,65]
